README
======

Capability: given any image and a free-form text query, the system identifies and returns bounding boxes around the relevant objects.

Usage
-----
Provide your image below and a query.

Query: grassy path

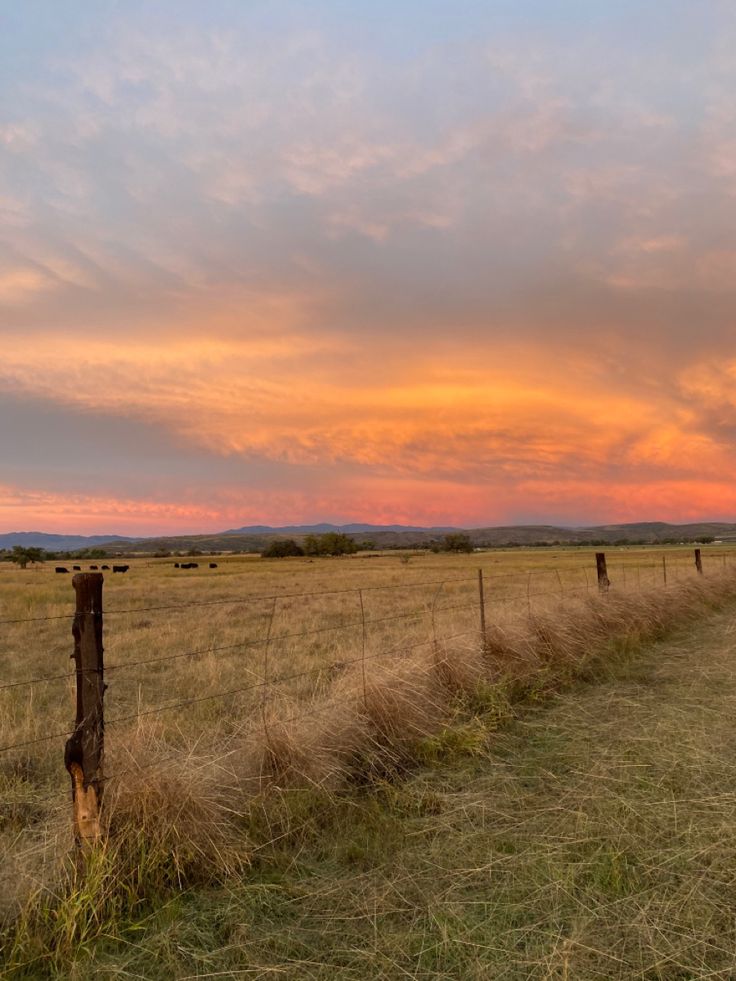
[46,607,736,978]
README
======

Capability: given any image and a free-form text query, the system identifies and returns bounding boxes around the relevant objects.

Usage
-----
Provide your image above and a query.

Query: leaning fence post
[477,569,487,652]
[595,552,610,593]
[64,572,105,847]
[694,548,703,575]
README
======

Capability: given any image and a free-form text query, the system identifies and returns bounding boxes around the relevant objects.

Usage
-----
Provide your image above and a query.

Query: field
[2,544,736,977]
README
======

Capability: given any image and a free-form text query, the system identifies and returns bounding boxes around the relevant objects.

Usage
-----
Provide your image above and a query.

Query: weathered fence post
[64,572,105,846]
[694,548,703,575]
[358,588,368,709]
[595,552,610,593]
[477,569,487,653]
[662,554,667,586]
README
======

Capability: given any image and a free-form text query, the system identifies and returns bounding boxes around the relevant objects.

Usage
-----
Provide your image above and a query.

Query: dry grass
[2,548,736,976]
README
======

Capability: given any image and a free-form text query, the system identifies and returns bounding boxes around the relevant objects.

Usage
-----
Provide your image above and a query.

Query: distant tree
[262,538,305,558]
[187,548,203,556]
[696,536,715,544]
[10,546,45,569]
[303,532,359,556]
[69,547,109,559]
[441,533,473,554]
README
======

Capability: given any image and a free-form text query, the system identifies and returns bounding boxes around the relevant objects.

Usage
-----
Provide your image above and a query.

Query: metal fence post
[695,548,703,575]
[64,572,105,846]
[662,554,667,586]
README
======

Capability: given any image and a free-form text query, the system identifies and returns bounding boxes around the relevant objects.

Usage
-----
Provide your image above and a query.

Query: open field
[2,546,736,976]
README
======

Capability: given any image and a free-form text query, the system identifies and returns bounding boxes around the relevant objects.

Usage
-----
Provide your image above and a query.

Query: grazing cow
[89,565,98,570]
[55,567,69,574]
[112,565,130,573]
[101,565,110,570]
[72,565,81,571]
[174,562,180,568]
[209,562,218,569]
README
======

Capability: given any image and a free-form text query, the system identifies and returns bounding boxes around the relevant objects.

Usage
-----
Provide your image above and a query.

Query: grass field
[63,603,735,980]
[2,545,736,977]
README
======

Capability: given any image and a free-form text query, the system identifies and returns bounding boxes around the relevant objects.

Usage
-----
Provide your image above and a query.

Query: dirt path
[82,606,736,979]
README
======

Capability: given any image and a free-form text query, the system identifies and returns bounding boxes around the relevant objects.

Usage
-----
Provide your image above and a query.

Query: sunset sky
[2,1,736,535]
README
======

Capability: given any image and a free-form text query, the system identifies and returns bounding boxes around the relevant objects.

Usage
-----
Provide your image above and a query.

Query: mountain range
[1,521,735,553]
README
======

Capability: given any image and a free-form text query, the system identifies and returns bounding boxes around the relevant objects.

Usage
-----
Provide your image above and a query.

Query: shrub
[303,533,359,556]
[262,538,305,558]
[441,533,474,553]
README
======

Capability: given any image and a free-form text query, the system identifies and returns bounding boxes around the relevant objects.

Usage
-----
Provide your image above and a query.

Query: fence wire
[1,553,733,772]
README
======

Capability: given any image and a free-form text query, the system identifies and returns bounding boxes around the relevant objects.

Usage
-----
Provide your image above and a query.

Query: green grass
[7,602,736,978]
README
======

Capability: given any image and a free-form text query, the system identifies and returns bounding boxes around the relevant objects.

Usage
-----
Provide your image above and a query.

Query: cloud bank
[2,0,736,533]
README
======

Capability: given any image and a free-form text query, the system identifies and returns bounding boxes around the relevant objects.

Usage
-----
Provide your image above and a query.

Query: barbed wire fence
[0,547,734,848]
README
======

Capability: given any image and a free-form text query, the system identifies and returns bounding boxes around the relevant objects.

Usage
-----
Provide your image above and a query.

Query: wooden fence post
[595,552,610,593]
[477,569,487,652]
[64,573,105,846]
[694,548,703,575]
[662,554,667,586]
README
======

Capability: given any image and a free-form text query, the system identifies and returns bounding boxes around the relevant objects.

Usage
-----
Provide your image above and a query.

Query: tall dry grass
[4,564,736,976]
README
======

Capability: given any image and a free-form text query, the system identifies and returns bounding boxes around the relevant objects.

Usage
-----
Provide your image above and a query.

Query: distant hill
[0,531,134,552]
[3,521,735,556]
[224,523,460,535]
[101,520,736,554]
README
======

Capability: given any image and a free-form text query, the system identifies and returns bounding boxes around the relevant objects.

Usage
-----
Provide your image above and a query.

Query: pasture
[2,544,736,977]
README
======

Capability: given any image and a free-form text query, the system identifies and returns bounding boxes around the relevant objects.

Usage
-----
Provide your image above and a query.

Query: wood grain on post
[64,573,105,845]
[595,552,610,593]
[694,548,703,575]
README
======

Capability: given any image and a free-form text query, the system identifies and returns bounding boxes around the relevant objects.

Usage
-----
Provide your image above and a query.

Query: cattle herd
[54,564,127,574]
[54,561,219,574]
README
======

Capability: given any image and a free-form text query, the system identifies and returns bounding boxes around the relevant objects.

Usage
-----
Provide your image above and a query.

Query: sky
[2,0,736,535]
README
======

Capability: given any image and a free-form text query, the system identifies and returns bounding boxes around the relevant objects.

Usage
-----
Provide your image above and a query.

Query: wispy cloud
[2,1,736,531]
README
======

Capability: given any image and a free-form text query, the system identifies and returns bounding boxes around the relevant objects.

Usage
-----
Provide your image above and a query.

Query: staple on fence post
[477,569,487,653]
[662,554,667,586]
[694,548,703,575]
[595,552,610,593]
[64,572,105,848]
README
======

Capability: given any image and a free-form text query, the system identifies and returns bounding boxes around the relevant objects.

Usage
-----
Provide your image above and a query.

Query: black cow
[55,567,69,574]
[112,565,130,573]
[72,565,81,571]
[89,565,98,570]
[209,562,218,569]
[101,564,110,570]
[174,562,180,568]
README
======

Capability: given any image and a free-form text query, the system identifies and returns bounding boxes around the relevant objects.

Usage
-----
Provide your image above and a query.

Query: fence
[0,547,732,848]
